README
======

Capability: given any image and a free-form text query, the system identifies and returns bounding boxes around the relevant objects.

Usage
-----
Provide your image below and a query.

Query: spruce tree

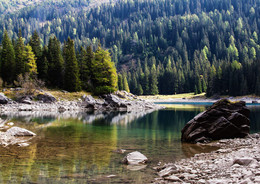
[29,31,42,78]
[39,46,49,81]
[63,37,81,92]
[1,30,16,84]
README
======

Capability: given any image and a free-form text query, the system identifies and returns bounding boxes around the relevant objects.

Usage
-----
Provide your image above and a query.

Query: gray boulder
[37,93,57,103]
[104,94,128,108]
[0,93,9,104]
[6,126,36,136]
[82,95,96,108]
[181,99,250,143]
[122,151,148,165]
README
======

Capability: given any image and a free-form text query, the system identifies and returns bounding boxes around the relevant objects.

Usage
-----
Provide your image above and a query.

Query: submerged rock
[6,126,36,136]
[122,151,148,165]
[181,99,250,143]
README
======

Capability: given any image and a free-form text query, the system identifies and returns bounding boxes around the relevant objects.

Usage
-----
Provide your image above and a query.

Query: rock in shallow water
[181,99,250,143]
[122,151,148,165]
[6,126,36,136]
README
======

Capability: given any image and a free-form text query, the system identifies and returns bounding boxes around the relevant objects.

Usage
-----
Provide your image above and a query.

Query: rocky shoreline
[0,91,163,113]
[154,133,260,184]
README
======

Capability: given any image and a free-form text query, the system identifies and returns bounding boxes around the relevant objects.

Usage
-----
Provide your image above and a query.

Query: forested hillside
[1,0,260,96]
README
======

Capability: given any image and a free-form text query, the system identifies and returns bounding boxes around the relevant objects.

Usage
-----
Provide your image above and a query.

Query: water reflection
[0,104,258,183]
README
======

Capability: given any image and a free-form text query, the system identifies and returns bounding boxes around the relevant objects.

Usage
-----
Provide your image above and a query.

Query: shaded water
[0,104,259,183]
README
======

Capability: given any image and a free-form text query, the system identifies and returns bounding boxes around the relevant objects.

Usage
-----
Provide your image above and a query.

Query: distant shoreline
[140,93,260,104]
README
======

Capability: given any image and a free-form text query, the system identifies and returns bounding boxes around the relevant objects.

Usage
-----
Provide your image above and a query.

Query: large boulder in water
[181,99,250,143]
[122,151,148,165]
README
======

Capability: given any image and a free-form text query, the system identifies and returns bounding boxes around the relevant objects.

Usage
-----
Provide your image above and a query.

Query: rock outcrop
[181,99,250,143]
[122,151,148,165]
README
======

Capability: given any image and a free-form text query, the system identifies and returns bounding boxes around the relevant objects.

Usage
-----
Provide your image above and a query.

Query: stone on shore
[181,99,250,143]
[37,93,57,103]
[122,151,148,165]
[6,126,36,136]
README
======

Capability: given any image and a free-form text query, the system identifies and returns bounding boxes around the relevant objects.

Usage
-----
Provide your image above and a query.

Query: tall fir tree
[63,37,81,92]
[78,45,93,90]
[38,46,49,81]
[15,29,25,76]
[1,30,16,84]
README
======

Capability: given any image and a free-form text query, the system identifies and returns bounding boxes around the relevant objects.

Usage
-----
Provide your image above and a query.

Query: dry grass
[139,92,206,100]
[46,90,92,101]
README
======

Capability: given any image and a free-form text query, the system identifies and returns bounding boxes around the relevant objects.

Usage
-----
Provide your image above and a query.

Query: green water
[0,104,259,183]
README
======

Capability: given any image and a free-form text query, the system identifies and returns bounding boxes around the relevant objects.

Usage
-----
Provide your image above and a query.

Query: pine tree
[15,29,25,76]
[1,30,16,84]
[63,37,81,92]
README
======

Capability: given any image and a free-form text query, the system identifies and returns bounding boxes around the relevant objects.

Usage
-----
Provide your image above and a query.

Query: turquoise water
[0,104,259,183]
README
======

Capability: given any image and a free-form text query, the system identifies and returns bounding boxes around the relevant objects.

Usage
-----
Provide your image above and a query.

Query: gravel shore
[154,133,260,184]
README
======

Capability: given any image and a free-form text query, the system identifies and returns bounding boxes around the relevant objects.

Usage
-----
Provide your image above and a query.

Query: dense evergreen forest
[0,30,117,94]
[0,0,260,96]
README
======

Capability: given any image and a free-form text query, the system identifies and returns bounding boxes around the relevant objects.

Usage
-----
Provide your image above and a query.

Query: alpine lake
[0,103,260,184]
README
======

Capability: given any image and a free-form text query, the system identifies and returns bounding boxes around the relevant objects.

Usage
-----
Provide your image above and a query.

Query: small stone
[122,151,148,165]
[7,122,14,126]
[18,143,30,147]
[158,166,177,177]
[106,175,116,178]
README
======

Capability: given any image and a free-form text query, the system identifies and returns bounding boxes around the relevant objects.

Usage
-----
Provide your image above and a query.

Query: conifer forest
[0,0,260,96]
